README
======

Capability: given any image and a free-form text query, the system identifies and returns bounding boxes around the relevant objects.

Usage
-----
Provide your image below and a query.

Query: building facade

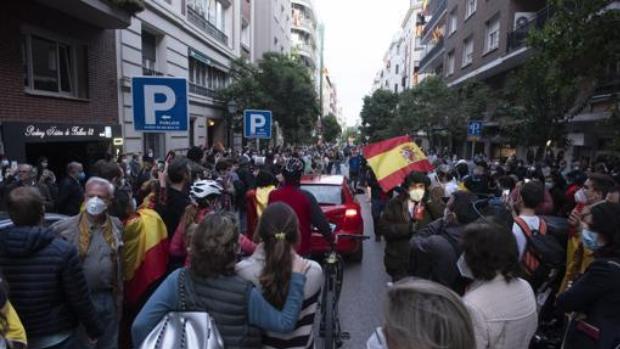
[418,0,447,77]
[372,31,406,93]
[117,0,245,158]
[253,0,291,62]
[0,0,135,173]
[291,0,319,79]
[401,0,427,88]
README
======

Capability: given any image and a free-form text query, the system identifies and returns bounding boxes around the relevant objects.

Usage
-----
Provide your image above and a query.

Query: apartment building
[322,68,338,117]
[117,0,244,158]
[418,0,447,77]
[372,32,406,93]
[401,0,427,88]
[253,0,291,62]
[291,0,319,79]
[0,0,136,172]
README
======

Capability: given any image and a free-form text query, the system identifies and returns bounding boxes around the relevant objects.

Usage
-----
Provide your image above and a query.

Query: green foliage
[322,114,342,143]
[360,89,399,142]
[496,0,620,148]
[362,76,489,149]
[220,53,319,144]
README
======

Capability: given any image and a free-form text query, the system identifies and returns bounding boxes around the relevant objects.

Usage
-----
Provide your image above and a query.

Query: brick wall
[0,1,118,125]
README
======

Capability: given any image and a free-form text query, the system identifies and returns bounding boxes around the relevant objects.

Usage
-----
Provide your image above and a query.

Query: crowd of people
[0,142,617,349]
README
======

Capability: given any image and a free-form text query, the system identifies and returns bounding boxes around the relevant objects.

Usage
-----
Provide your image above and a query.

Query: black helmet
[283,157,305,178]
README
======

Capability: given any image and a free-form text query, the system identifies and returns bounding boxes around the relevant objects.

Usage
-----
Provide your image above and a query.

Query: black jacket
[557,258,620,349]
[56,177,83,216]
[0,226,102,339]
[156,187,191,241]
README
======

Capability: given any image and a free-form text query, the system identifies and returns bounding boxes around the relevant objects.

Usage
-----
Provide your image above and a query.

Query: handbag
[138,269,224,349]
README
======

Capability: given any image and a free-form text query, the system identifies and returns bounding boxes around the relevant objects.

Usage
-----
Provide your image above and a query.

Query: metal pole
[471,140,476,160]
[256,138,259,153]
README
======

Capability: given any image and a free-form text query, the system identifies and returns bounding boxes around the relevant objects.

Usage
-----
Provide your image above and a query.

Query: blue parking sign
[132,77,188,132]
[468,121,482,138]
[244,110,272,139]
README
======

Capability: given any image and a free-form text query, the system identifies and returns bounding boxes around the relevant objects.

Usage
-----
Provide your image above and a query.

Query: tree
[496,0,620,150]
[322,114,342,143]
[220,53,319,144]
[360,89,399,142]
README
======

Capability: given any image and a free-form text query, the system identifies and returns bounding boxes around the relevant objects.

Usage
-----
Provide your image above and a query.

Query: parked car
[0,212,69,230]
[300,175,364,262]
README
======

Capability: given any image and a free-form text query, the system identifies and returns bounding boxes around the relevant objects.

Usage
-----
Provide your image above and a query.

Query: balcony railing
[189,82,218,99]
[421,0,447,38]
[419,39,444,70]
[292,18,316,33]
[506,6,553,53]
[186,6,228,46]
[142,67,165,76]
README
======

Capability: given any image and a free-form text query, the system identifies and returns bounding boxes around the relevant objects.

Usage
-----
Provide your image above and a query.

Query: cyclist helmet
[283,157,305,178]
[190,180,223,201]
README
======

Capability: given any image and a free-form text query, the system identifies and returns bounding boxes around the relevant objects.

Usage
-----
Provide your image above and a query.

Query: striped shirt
[237,245,324,349]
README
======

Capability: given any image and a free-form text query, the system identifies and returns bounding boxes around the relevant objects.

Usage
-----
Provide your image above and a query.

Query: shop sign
[23,125,113,140]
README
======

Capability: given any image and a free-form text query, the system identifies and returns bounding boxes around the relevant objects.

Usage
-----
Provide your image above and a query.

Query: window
[189,57,228,90]
[485,16,500,53]
[465,0,477,19]
[395,64,399,74]
[448,10,458,35]
[462,37,474,67]
[394,84,398,93]
[447,51,455,75]
[22,32,88,98]
[142,32,157,71]
[144,133,165,159]
[274,37,278,45]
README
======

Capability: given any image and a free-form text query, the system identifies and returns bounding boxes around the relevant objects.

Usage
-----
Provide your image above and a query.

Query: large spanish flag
[363,135,433,192]
[123,208,169,306]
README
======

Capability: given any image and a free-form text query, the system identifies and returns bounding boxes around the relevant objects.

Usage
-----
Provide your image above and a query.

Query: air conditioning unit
[513,12,536,30]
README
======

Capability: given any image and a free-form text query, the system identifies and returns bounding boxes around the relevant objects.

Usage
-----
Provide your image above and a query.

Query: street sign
[243,110,272,139]
[468,121,483,138]
[132,77,188,132]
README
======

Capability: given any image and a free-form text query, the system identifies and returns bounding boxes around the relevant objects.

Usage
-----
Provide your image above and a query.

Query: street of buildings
[0,0,343,168]
[372,0,620,164]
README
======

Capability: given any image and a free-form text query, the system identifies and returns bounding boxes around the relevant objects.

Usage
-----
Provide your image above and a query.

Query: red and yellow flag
[363,135,433,192]
[123,208,169,306]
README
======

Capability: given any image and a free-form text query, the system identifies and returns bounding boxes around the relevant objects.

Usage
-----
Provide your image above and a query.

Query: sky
[314,0,411,127]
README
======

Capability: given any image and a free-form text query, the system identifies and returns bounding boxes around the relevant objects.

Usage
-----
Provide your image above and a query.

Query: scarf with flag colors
[363,135,434,192]
[122,207,169,306]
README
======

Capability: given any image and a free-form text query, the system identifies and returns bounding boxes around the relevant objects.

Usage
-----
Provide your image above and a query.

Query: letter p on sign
[144,85,176,124]
[250,114,266,133]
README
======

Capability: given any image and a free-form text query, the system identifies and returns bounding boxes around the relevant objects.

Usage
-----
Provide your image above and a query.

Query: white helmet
[190,180,223,201]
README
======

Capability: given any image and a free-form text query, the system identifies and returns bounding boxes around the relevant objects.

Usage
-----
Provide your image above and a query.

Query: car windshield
[301,185,342,205]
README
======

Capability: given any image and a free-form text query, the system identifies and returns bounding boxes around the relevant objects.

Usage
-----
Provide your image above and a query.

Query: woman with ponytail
[237,202,324,349]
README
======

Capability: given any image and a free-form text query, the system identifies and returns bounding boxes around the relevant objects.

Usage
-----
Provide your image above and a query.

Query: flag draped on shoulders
[122,207,169,306]
[363,135,434,192]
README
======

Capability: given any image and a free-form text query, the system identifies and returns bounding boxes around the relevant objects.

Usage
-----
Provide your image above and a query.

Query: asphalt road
[337,193,390,348]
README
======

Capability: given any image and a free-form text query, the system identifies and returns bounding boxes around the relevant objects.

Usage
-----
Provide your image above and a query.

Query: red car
[300,175,365,262]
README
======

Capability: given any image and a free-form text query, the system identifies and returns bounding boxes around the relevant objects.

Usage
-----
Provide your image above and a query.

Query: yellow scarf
[256,186,275,217]
[78,213,116,259]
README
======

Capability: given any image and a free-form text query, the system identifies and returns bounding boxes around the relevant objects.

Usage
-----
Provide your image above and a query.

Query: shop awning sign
[132,77,188,132]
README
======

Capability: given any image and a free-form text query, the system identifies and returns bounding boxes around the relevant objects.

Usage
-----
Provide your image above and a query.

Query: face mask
[131,198,137,212]
[574,188,588,204]
[78,172,86,181]
[457,254,474,279]
[41,162,48,169]
[545,181,553,190]
[409,188,425,202]
[1,160,8,167]
[581,228,602,251]
[85,197,107,216]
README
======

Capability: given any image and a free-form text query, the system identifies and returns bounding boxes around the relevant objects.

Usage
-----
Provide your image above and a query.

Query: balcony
[142,67,165,76]
[292,18,316,34]
[36,0,138,28]
[187,5,228,46]
[506,6,553,53]
[421,0,447,38]
[419,39,444,72]
[189,83,219,99]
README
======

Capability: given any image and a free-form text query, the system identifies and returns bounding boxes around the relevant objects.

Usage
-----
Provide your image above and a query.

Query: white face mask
[457,254,474,279]
[574,188,588,205]
[409,188,425,202]
[85,197,108,216]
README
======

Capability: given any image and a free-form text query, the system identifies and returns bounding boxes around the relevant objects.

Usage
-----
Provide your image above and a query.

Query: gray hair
[384,279,475,349]
[85,176,115,198]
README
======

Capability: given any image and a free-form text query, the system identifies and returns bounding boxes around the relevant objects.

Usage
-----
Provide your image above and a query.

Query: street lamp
[226,100,238,149]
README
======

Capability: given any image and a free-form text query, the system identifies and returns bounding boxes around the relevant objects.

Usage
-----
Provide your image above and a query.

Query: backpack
[514,216,565,276]
[138,270,224,349]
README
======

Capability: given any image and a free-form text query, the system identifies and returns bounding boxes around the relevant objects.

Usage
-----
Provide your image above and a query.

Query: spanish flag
[123,208,169,306]
[363,135,433,192]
